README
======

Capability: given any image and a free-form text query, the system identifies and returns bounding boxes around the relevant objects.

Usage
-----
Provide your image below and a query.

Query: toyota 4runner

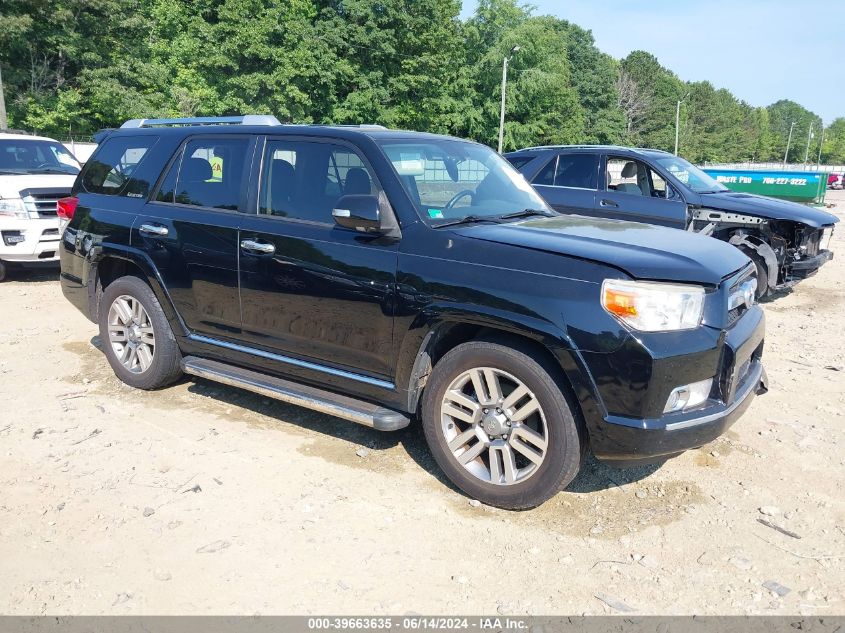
[59,116,767,509]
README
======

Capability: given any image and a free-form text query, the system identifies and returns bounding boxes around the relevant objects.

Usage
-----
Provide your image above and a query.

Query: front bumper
[590,305,767,465]
[594,361,767,466]
[0,217,61,264]
[787,249,833,280]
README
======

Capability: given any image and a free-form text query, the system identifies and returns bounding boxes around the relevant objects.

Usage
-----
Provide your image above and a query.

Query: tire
[421,340,584,510]
[739,248,770,300]
[98,275,182,390]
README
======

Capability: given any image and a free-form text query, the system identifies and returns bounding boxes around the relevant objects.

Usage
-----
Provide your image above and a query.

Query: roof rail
[120,115,282,129]
[327,124,388,130]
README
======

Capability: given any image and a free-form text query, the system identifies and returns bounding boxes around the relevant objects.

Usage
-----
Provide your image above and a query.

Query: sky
[461,0,845,124]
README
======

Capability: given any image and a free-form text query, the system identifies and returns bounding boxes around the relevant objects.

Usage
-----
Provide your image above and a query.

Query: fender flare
[87,244,187,335]
[397,309,608,436]
[728,233,778,289]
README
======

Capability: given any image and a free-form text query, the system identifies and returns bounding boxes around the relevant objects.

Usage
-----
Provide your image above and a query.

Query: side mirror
[332,194,381,233]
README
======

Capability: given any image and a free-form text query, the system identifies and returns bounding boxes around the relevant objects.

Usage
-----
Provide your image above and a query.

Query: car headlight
[0,198,28,219]
[601,279,705,332]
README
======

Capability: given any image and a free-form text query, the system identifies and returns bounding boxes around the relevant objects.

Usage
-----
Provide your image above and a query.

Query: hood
[0,173,77,199]
[452,215,750,286]
[698,191,838,227]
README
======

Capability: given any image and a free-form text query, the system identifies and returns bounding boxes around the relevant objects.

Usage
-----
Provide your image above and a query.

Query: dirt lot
[1,194,843,616]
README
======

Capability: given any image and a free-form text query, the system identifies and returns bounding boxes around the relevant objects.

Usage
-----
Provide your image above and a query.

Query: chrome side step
[181,356,410,431]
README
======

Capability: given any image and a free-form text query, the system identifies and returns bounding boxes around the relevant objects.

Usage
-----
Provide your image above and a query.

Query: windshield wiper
[497,208,556,220]
[432,215,505,228]
[33,168,77,175]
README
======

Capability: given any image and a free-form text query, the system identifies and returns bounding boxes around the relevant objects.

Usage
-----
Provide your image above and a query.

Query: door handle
[240,239,276,255]
[600,199,619,208]
[139,223,169,236]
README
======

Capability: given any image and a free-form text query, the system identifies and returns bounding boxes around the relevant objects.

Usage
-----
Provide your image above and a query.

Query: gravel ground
[0,193,843,615]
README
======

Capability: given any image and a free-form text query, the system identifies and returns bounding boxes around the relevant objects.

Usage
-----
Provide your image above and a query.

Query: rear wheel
[98,276,182,389]
[421,341,584,509]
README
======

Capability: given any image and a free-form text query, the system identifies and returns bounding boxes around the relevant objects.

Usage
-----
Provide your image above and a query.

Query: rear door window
[156,137,249,210]
[81,136,158,196]
[534,153,598,189]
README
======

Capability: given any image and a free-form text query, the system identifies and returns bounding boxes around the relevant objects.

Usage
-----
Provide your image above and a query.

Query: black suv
[505,145,838,298]
[59,117,767,509]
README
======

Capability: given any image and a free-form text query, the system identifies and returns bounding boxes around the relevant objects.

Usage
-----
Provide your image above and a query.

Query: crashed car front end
[690,207,836,292]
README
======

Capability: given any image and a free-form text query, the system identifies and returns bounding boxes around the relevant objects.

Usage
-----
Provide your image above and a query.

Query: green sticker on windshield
[428,208,444,219]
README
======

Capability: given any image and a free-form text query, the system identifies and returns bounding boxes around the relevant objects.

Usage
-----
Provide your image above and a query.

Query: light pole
[783,121,796,166]
[498,44,520,154]
[674,92,690,156]
[817,126,825,166]
[803,122,814,164]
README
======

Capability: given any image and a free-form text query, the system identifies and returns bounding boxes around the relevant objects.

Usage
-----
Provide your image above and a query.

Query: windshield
[0,139,81,175]
[655,155,726,193]
[377,139,551,224]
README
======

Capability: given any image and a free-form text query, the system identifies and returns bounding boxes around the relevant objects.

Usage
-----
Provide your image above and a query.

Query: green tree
[767,99,823,164]
[821,118,845,164]
[620,51,684,150]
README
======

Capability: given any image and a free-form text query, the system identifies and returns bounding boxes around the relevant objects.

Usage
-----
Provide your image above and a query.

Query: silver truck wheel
[440,367,548,486]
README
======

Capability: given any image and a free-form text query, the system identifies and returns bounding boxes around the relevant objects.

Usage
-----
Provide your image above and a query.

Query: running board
[181,356,410,431]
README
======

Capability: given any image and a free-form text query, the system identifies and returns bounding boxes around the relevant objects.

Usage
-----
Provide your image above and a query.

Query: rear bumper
[787,249,833,279]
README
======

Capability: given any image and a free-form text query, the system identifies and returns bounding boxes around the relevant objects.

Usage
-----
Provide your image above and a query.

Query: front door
[597,156,688,229]
[237,137,398,381]
[135,135,253,338]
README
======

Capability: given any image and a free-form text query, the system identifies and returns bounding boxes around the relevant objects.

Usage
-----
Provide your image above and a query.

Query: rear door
[134,135,254,338]
[237,136,398,381]
[596,155,688,228]
[530,152,598,215]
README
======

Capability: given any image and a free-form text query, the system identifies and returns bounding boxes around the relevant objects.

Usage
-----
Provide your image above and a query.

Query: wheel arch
[397,309,606,445]
[88,246,185,335]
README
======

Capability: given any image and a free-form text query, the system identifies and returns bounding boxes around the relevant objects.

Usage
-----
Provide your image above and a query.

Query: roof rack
[326,124,388,130]
[120,115,282,129]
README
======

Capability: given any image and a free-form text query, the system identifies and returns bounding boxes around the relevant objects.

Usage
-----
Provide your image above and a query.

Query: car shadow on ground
[183,376,663,498]
[88,335,664,502]
[2,268,60,284]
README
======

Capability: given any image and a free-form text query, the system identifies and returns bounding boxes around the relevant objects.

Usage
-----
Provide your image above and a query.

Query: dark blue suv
[59,118,767,509]
[505,145,838,298]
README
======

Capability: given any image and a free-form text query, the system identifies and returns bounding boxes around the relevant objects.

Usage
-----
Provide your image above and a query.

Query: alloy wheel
[107,294,156,373]
[440,367,548,485]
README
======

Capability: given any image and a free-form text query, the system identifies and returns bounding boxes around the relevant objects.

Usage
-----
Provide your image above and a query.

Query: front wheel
[421,341,584,509]
[740,248,771,300]
[98,276,183,389]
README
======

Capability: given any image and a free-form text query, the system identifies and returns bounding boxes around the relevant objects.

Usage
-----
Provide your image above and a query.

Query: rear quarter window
[81,136,158,196]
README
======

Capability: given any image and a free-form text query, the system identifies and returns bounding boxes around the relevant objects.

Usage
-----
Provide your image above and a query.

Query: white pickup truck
[0,132,81,281]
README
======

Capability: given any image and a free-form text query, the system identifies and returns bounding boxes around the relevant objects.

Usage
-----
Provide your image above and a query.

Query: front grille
[21,190,71,218]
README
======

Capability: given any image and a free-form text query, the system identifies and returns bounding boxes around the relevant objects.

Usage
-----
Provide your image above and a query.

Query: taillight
[57,196,79,220]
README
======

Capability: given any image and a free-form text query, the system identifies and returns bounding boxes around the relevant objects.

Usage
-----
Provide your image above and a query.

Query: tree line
[2,0,844,164]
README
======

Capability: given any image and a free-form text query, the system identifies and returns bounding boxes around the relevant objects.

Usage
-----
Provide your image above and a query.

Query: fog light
[663,378,713,414]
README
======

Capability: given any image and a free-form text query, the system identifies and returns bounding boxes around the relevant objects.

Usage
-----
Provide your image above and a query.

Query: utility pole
[498,45,520,154]
[817,127,825,166]
[673,92,690,155]
[783,121,796,166]
[803,122,814,164]
[0,64,8,131]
